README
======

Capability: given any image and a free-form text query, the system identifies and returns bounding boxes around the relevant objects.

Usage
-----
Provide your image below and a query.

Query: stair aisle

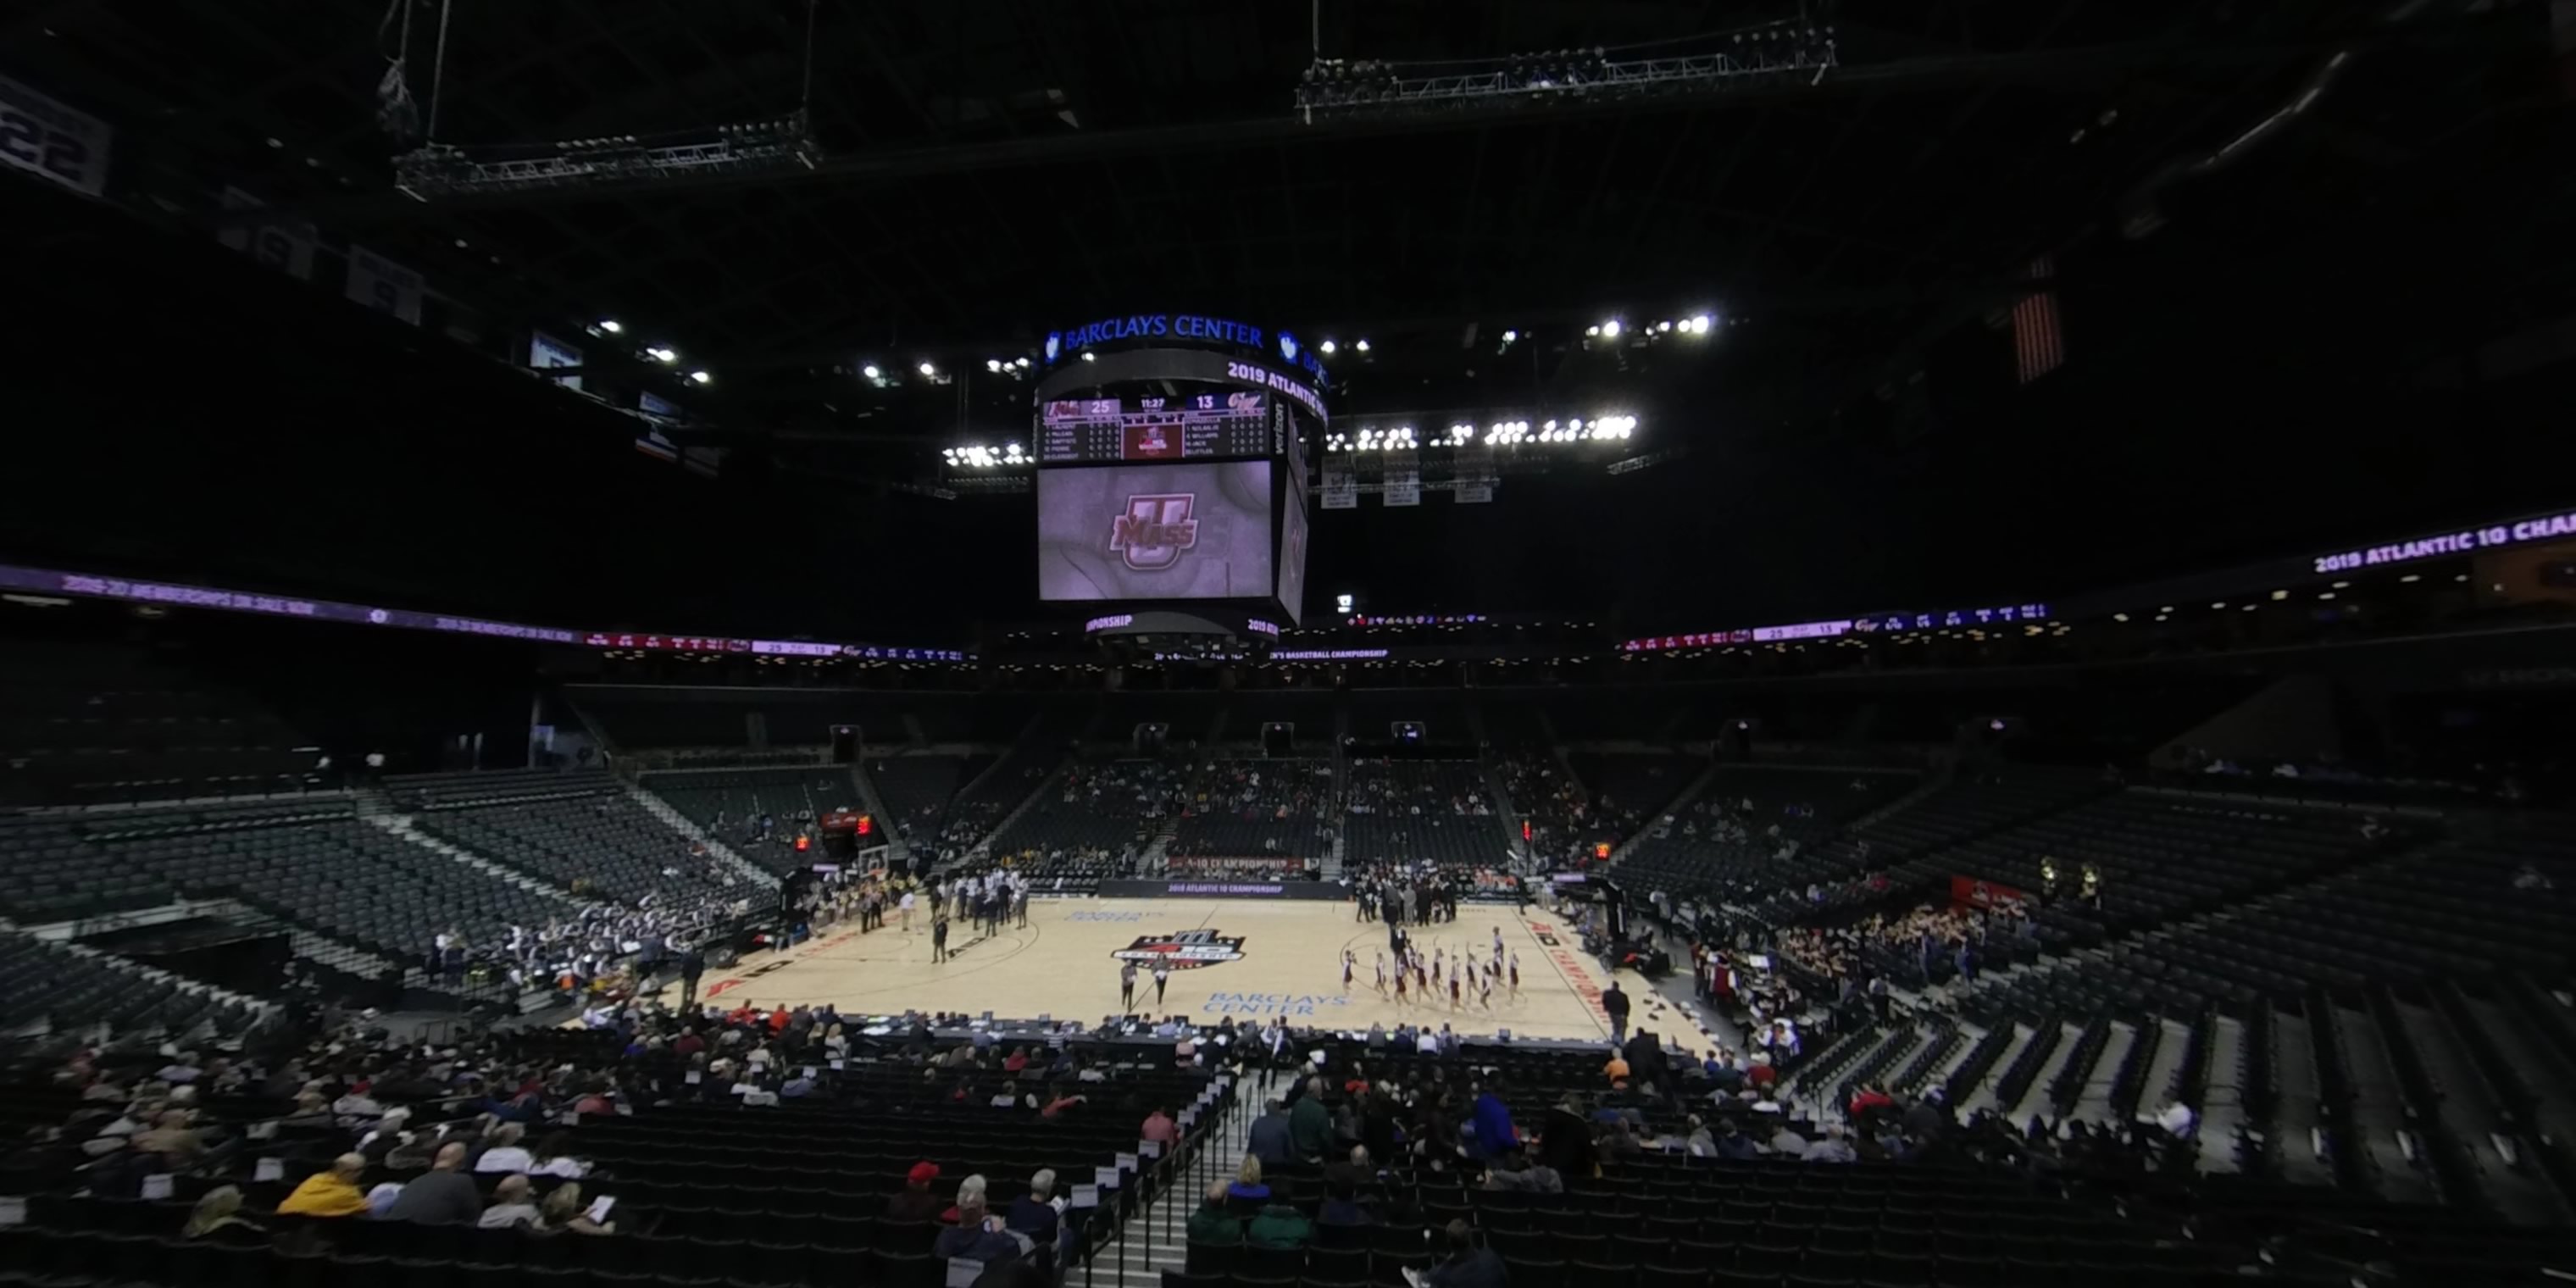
[1097,1067,1267,1288]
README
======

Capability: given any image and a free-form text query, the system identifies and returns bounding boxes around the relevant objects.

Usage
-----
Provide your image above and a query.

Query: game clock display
[1038,391,1270,464]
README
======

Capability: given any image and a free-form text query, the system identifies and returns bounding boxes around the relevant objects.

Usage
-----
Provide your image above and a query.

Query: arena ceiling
[3,0,2566,639]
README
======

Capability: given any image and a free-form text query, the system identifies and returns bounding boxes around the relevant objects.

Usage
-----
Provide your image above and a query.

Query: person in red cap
[886,1161,942,1223]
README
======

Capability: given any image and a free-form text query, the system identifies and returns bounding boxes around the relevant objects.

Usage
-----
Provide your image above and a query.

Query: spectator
[1325,1145,1376,1193]
[1683,1115,1717,1158]
[1803,1124,1857,1163]
[1246,1194,1313,1251]
[1318,1181,1374,1227]
[1005,1169,1063,1245]
[1289,1077,1332,1161]
[180,1186,264,1245]
[934,1175,1031,1264]
[536,1182,615,1235]
[479,1174,543,1229]
[1423,1218,1507,1288]
[887,1162,944,1222]
[1468,1081,1518,1161]
[1714,1120,1759,1161]
[276,1152,369,1218]
[1229,1155,1272,1203]
[474,1123,535,1174]
[1603,1048,1631,1087]
[1141,1105,1178,1146]
[1246,1098,1295,1167]
[386,1141,483,1224]
[1602,982,1632,1043]
[1186,1180,1242,1246]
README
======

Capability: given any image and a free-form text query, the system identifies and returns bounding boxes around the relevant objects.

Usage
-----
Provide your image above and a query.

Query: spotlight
[1356,338,1371,353]
[1657,320,1672,332]
[917,362,936,377]
[1689,314,1713,333]
[1081,352,1096,363]
[597,319,624,335]
[1502,330,1518,343]
[1585,325,1600,337]
[1321,340,1338,355]
[1599,319,1623,338]
[647,347,678,364]
[861,364,882,380]
[1015,357,1031,368]
[687,370,712,386]
[985,359,1002,373]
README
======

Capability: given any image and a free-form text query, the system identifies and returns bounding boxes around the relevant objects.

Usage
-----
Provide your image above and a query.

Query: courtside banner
[0,75,112,197]
[1096,880,1348,902]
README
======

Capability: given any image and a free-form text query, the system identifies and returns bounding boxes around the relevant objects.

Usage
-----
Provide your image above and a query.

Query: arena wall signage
[0,560,967,662]
[1045,313,1330,381]
[1096,880,1350,902]
[2308,509,2576,575]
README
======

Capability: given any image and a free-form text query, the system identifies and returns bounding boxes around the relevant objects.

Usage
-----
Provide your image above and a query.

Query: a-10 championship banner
[1096,879,1349,901]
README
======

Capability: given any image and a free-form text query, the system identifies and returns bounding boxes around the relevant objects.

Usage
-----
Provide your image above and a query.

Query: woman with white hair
[1006,1169,1063,1244]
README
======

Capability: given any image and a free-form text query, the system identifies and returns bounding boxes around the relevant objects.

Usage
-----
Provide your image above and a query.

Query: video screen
[1275,488,1309,625]
[1037,460,1274,602]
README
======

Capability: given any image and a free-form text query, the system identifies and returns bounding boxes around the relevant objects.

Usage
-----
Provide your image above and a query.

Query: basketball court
[644,897,1643,1045]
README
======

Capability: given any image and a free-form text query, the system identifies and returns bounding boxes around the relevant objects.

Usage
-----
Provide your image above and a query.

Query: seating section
[386,767,620,811]
[1342,759,1504,867]
[0,801,570,963]
[1166,759,1335,860]
[0,642,312,808]
[415,790,737,905]
[0,928,256,1037]
[645,768,863,834]
[865,756,975,841]
[2,1024,1226,1288]
[987,757,1184,859]
[1618,769,1917,904]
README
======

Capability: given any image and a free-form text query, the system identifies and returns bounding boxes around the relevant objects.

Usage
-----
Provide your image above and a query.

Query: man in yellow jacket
[276,1152,369,1217]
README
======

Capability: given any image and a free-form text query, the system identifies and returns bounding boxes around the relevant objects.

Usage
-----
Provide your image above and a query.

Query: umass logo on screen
[1113,929,1246,971]
[1109,494,1199,570]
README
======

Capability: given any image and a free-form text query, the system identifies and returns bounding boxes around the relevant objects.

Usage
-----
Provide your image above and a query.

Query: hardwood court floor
[648,897,1640,1044]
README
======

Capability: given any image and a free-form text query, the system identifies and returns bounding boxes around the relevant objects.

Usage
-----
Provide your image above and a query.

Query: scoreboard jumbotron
[1038,391,1270,464]
[1029,311,1321,628]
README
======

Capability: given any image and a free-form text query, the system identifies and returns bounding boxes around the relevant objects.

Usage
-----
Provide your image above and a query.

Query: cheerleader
[1508,950,1522,997]
[1491,926,1506,965]
[1394,966,1409,1002]
[1448,971,1463,1008]
[1432,946,1445,979]
[1373,952,1389,996]
[1342,950,1356,992]
[1478,969,1494,1008]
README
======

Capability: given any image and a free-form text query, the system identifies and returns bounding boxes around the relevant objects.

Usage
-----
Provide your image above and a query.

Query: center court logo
[1113,929,1246,971]
[1110,494,1198,570]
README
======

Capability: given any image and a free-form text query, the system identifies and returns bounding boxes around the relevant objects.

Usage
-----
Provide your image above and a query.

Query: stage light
[597,319,624,334]
[1081,351,1097,362]
[985,358,1002,373]
[861,364,882,380]
[1320,340,1338,355]
[1015,357,1031,369]
[1658,320,1672,332]
[1690,314,1713,333]
[647,346,678,364]
[917,361,936,377]
[1356,338,1371,353]
[687,370,712,386]
[1585,325,1600,337]
[1502,329,1518,343]
[1599,319,1623,338]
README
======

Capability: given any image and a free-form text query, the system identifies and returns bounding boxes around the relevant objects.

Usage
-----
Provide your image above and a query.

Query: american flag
[2012,255,2066,385]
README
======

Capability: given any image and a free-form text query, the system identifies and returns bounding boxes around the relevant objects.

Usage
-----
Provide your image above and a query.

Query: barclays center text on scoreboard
[1032,310,1319,628]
